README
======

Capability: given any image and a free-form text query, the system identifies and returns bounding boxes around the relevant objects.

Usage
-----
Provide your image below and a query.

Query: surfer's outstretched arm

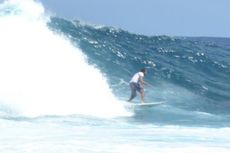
[144,81,153,87]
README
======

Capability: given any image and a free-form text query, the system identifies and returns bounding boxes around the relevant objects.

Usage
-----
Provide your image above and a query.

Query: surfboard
[133,101,165,107]
[124,101,165,108]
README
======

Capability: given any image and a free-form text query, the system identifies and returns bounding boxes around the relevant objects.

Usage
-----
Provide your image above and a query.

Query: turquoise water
[0,0,229,152]
[49,17,230,127]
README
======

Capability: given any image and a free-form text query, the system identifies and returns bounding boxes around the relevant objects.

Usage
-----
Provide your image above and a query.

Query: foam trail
[0,0,131,118]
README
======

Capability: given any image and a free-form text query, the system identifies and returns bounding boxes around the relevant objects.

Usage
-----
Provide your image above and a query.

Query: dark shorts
[130,82,143,93]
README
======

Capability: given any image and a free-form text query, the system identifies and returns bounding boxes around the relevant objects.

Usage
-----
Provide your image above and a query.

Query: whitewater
[0,0,230,153]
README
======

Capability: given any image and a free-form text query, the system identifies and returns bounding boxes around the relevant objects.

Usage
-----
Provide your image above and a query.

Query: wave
[48,17,230,115]
[0,0,229,126]
[0,0,130,118]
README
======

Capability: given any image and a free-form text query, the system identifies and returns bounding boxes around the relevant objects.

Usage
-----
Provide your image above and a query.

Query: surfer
[128,68,148,103]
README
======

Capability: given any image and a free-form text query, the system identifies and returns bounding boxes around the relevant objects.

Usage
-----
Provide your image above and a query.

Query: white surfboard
[124,101,166,108]
[133,101,165,107]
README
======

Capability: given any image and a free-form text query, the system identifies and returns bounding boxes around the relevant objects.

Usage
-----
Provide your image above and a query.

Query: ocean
[0,0,229,153]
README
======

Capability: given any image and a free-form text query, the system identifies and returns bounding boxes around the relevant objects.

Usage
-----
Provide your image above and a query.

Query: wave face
[48,17,230,126]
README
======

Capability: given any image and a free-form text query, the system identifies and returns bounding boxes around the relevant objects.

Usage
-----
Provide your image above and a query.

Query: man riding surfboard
[128,68,148,103]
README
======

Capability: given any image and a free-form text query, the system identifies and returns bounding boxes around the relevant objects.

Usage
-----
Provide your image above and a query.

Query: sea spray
[0,0,130,117]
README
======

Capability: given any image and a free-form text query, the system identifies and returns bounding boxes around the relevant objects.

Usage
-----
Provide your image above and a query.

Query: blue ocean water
[0,0,229,153]
[48,17,230,126]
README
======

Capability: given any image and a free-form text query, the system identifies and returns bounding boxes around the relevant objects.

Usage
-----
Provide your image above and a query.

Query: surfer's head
[140,68,147,76]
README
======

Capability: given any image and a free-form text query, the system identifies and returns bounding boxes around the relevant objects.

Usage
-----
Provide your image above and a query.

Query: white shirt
[130,72,144,83]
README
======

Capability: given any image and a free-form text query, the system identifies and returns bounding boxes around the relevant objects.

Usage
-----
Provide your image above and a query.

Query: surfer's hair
[140,68,147,74]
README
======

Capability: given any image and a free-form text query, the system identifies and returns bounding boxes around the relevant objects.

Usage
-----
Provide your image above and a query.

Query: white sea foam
[1,118,230,153]
[0,0,131,118]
